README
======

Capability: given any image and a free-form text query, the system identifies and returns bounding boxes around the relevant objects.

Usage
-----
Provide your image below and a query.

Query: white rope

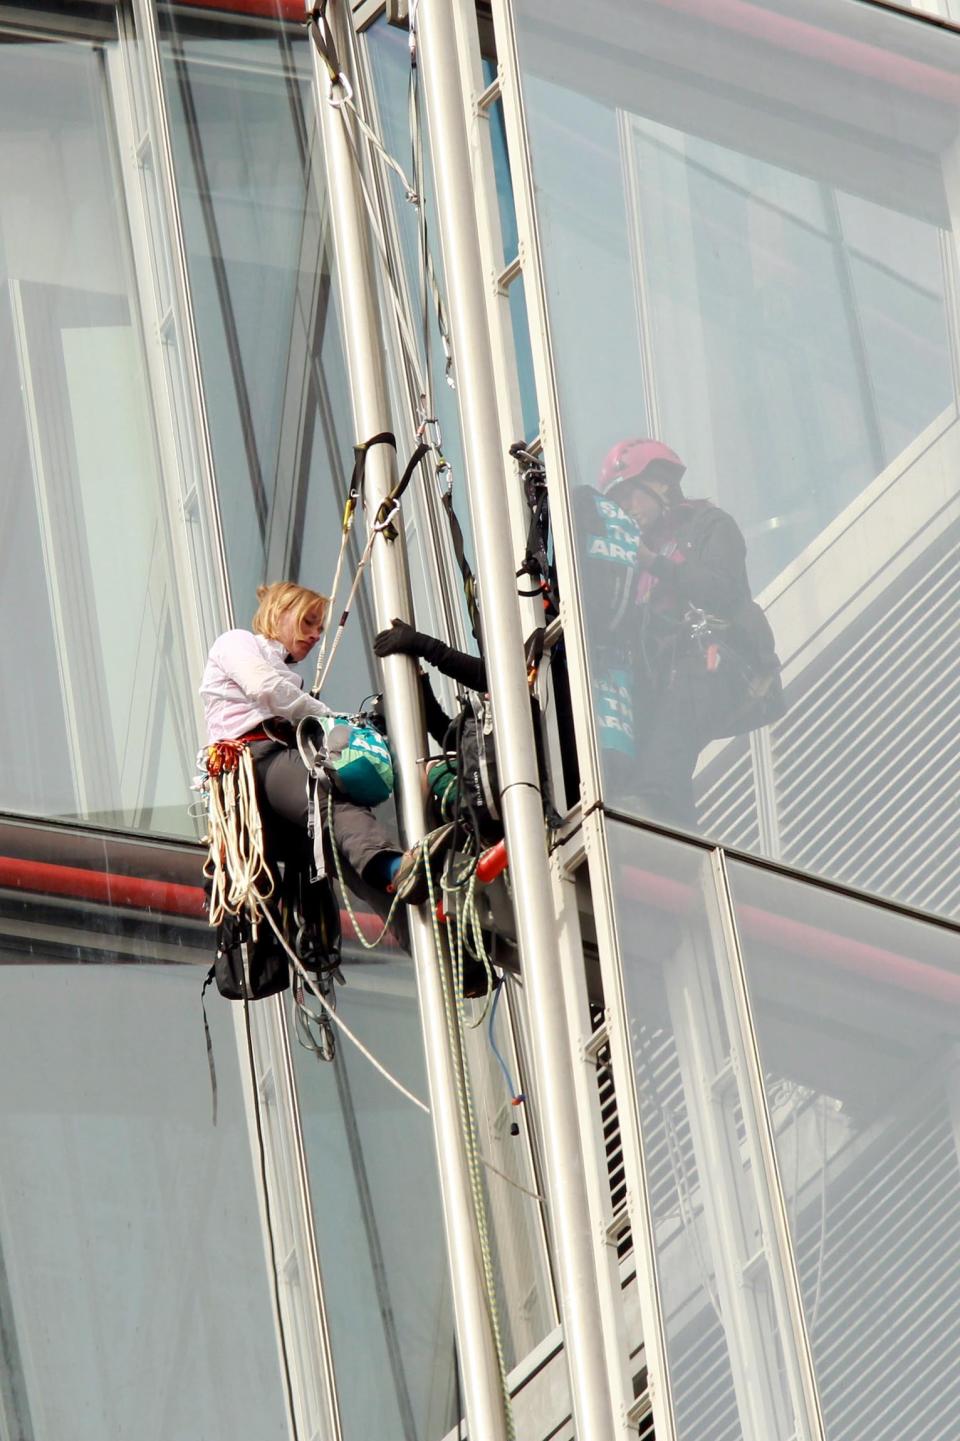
[204,747,273,931]
[313,522,379,696]
[311,496,357,690]
[326,789,408,949]
[259,902,430,1116]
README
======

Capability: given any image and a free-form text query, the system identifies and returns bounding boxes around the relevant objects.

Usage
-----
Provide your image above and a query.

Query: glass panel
[0,29,200,835]
[0,959,288,1440]
[461,984,557,1365]
[507,272,539,444]
[160,7,377,706]
[514,0,960,919]
[608,820,796,1440]
[365,15,481,643]
[727,856,960,1440]
[290,951,458,1440]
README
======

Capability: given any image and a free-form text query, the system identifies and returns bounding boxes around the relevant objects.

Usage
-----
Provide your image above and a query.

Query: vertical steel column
[414,4,616,1436]
[309,8,509,1440]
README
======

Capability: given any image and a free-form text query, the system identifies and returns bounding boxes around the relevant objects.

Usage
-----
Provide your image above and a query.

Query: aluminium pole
[414,3,618,1437]
[308,8,510,1440]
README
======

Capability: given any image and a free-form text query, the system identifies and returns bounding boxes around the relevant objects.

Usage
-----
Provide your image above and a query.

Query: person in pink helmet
[593,438,783,829]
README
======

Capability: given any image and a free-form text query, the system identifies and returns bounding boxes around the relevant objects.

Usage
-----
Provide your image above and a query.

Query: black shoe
[391,823,457,906]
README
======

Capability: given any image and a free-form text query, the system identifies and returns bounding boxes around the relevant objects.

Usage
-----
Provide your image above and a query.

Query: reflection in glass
[515,0,960,917]
[608,822,796,1440]
[577,441,782,831]
[0,33,200,834]
[0,963,288,1441]
[728,858,960,1440]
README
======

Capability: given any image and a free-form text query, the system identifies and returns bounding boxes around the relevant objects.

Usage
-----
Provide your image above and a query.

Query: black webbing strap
[352,431,432,540]
[441,489,482,643]
[201,965,218,1127]
[305,2,341,89]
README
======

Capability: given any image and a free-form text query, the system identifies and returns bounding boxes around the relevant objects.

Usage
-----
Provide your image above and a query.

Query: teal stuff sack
[323,719,395,806]
[571,485,642,630]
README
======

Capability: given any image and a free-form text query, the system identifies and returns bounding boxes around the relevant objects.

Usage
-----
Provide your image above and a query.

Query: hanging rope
[306,0,481,644]
[203,742,274,929]
[424,847,517,1439]
[258,900,431,1114]
[312,432,429,695]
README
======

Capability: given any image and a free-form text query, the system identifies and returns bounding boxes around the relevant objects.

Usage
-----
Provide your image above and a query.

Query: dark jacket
[634,499,784,734]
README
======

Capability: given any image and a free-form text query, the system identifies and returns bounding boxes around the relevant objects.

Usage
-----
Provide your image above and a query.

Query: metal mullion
[547,834,639,1437]
[709,848,826,1441]
[105,38,210,740]
[416,1,616,1432]
[126,0,232,628]
[448,0,541,645]
[580,808,680,1441]
[617,112,662,440]
[125,8,347,1438]
[349,19,470,654]
[310,6,514,1438]
[495,976,559,1325]
[487,0,604,816]
[0,8,115,41]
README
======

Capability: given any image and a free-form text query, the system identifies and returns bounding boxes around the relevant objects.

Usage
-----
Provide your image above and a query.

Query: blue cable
[487,977,524,1124]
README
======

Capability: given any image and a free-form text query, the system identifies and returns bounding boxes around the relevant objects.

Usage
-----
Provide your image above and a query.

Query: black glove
[374,618,489,692]
[373,617,429,658]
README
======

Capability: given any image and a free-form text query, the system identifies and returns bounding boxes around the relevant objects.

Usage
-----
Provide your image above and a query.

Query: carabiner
[374,497,400,532]
[416,415,443,451]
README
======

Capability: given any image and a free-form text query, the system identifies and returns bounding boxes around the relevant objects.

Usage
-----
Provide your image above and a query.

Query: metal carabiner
[374,497,400,533]
[416,415,443,451]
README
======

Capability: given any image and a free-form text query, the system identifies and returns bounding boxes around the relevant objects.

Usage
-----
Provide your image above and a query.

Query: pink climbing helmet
[598,438,687,495]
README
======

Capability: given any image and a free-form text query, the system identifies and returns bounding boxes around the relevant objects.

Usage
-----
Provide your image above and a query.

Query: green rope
[326,789,409,950]
[425,845,516,1440]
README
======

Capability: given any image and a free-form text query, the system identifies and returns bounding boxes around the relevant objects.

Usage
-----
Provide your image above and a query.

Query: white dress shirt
[200,629,333,743]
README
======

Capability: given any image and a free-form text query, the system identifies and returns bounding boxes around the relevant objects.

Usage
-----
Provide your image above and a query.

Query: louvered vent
[695,524,960,917]
[790,1095,960,1441]
[697,735,759,850]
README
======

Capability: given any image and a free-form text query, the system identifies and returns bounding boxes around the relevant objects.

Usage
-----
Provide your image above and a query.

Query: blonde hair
[252,582,329,644]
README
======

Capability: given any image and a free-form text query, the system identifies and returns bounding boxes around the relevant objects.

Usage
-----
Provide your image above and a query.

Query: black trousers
[624,667,742,832]
[250,741,408,946]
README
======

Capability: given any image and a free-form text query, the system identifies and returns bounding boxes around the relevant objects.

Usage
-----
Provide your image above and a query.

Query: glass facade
[0,954,289,1440]
[607,813,960,1440]
[727,857,960,1441]
[5,1,960,1439]
[291,954,458,1440]
[159,4,378,709]
[0,20,201,835]
[513,0,960,920]
[607,822,800,1440]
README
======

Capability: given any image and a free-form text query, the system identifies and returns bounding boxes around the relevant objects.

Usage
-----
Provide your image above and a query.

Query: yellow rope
[425,847,516,1441]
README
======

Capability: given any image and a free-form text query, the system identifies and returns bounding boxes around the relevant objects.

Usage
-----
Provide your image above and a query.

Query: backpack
[204,857,342,1003]
[429,695,503,842]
